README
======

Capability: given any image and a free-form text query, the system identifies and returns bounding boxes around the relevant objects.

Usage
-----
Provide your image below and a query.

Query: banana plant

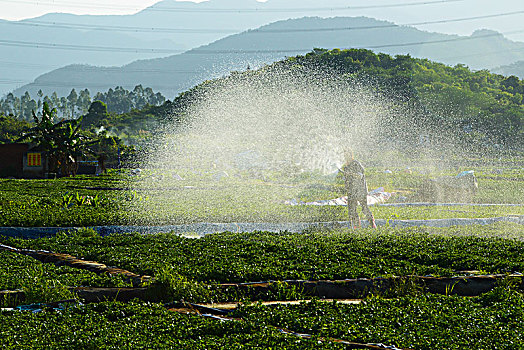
[17,102,99,176]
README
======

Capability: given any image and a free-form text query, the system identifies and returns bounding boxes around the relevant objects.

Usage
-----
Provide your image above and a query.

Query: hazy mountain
[14,16,524,100]
[3,0,524,96]
[0,18,185,96]
[492,61,524,78]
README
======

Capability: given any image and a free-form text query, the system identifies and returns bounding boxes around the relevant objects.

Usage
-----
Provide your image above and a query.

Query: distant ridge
[3,0,524,96]
[14,16,524,99]
[492,60,524,78]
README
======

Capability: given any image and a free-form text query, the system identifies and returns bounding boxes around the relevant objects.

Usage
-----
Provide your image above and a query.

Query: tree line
[1,48,523,169]
[0,85,165,121]
[0,101,139,175]
[295,48,523,151]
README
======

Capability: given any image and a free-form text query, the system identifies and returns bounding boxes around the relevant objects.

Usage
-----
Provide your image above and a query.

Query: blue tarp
[0,215,522,239]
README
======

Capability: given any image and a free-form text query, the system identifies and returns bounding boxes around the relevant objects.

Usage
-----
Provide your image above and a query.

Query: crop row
[0,301,344,349]
[1,167,522,227]
[0,250,130,306]
[0,287,522,349]
[231,287,524,349]
[3,224,523,284]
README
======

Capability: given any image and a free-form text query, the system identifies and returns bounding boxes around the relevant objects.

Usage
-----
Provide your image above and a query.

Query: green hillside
[14,17,524,99]
[151,48,522,154]
[2,48,522,157]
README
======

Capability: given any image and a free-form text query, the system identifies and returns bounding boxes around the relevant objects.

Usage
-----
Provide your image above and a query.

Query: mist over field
[0,2,523,349]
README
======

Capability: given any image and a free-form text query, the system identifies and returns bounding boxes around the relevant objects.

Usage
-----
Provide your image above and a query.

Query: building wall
[22,150,46,178]
[0,143,29,177]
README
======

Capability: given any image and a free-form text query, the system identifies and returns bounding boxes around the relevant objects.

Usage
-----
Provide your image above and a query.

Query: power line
[0,0,464,14]
[2,22,524,55]
[5,20,238,34]
[442,46,524,63]
[0,61,51,70]
[0,78,29,85]
[0,61,201,73]
[2,25,524,89]
[365,29,524,50]
[3,10,523,35]
[2,45,524,89]
[5,42,524,84]
[0,38,185,53]
[255,12,524,33]
[183,29,524,54]
[0,0,144,12]
[0,79,192,91]
[148,0,467,13]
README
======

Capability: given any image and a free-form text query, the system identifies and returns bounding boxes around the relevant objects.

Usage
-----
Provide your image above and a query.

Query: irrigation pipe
[167,302,409,350]
[0,243,150,285]
[185,299,363,311]
[2,297,407,349]
[3,273,521,306]
[378,202,523,207]
[0,215,522,239]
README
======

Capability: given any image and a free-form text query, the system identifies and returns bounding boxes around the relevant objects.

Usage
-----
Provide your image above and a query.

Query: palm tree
[18,102,98,176]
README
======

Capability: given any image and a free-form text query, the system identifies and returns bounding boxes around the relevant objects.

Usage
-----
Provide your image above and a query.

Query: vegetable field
[0,166,523,349]
[0,166,522,227]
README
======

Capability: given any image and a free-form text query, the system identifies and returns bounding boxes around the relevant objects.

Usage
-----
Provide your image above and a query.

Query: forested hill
[2,48,522,153]
[156,48,522,152]
[14,16,524,99]
[492,60,524,79]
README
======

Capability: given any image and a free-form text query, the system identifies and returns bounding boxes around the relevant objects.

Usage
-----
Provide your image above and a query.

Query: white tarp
[284,187,392,206]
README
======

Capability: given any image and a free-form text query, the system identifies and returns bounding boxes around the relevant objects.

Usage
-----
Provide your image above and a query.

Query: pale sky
[2,0,523,41]
[0,0,211,21]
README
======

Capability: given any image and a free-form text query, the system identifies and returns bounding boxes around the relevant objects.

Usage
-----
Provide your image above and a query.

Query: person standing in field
[96,154,107,175]
[342,150,376,229]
